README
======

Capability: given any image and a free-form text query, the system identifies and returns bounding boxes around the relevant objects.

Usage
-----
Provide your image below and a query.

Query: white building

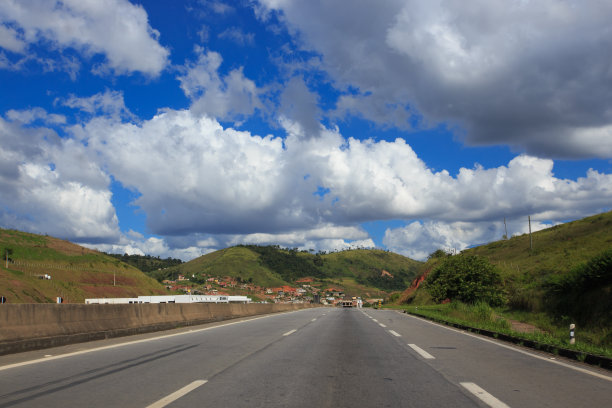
[85,295,251,304]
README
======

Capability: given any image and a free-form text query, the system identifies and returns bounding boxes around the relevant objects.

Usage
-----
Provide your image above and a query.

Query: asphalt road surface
[1,308,611,407]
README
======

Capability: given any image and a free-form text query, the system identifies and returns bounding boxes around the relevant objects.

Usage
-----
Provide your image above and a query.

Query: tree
[427,249,449,260]
[424,255,505,306]
[2,247,13,263]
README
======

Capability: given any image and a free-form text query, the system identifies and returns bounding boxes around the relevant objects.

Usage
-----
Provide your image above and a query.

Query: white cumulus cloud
[61,104,612,259]
[3,102,612,258]
[0,0,169,76]
[0,114,119,242]
[178,48,264,122]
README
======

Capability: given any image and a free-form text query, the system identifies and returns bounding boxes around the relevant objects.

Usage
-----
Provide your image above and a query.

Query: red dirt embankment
[399,268,430,303]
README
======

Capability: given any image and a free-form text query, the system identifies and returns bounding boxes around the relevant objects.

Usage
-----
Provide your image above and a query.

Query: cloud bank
[3,98,611,258]
[258,0,612,158]
[1,1,612,261]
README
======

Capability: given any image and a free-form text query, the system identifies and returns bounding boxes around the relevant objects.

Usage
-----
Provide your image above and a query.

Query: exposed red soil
[399,267,431,303]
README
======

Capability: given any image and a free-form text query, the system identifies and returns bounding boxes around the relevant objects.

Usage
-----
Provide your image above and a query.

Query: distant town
[162,274,379,306]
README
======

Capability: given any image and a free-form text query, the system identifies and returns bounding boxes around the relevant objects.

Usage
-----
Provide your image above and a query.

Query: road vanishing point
[1,308,611,407]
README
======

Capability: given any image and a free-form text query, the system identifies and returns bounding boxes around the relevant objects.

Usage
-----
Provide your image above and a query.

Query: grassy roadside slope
[467,211,612,311]
[0,229,166,303]
[400,210,612,349]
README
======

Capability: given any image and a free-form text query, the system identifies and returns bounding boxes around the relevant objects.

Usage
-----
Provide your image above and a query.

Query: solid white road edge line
[408,343,435,359]
[460,382,510,408]
[404,313,612,383]
[388,330,401,337]
[283,329,297,336]
[0,309,313,372]
[146,380,208,408]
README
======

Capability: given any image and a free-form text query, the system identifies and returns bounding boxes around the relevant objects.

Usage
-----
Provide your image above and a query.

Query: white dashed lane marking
[146,380,208,408]
[408,344,435,359]
[460,382,510,408]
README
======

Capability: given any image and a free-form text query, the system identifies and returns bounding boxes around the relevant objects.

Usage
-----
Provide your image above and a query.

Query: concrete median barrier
[0,303,320,355]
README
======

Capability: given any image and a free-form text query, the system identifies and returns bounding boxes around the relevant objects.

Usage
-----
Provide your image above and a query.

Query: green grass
[0,228,167,303]
[319,249,421,281]
[402,211,612,343]
[401,302,612,358]
[467,211,612,285]
[498,308,612,349]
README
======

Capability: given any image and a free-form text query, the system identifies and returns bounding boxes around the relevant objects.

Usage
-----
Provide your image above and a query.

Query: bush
[545,250,612,326]
[424,255,505,306]
[364,273,407,291]
[428,249,449,260]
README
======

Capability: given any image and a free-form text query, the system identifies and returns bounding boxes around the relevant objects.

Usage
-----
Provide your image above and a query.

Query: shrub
[545,250,612,326]
[428,249,450,260]
[424,255,505,306]
[474,301,494,322]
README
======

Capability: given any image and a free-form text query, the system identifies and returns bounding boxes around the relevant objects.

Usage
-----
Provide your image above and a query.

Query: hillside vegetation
[157,246,289,288]
[0,229,166,303]
[466,211,612,312]
[159,245,422,297]
[106,253,183,273]
[402,211,612,347]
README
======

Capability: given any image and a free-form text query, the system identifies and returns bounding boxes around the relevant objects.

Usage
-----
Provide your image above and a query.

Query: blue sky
[1,0,611,260]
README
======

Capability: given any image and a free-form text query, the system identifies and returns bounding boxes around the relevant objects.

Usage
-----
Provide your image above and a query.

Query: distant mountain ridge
[156,245,422,297]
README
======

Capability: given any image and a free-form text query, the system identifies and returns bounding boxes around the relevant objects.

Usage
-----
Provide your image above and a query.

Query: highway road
[1,307,611,407]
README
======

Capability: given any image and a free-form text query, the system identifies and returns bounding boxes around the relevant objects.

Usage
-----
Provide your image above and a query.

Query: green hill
[160,245,422,297]
[159,246,289,288]
[465,211,612,311]
[403,211,612,340]
[317,248,422,290]
[0,229,167,303]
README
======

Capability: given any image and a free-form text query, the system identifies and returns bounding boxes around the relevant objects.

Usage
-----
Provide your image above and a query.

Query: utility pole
[528,215,533,251]
[503,217,508,240]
